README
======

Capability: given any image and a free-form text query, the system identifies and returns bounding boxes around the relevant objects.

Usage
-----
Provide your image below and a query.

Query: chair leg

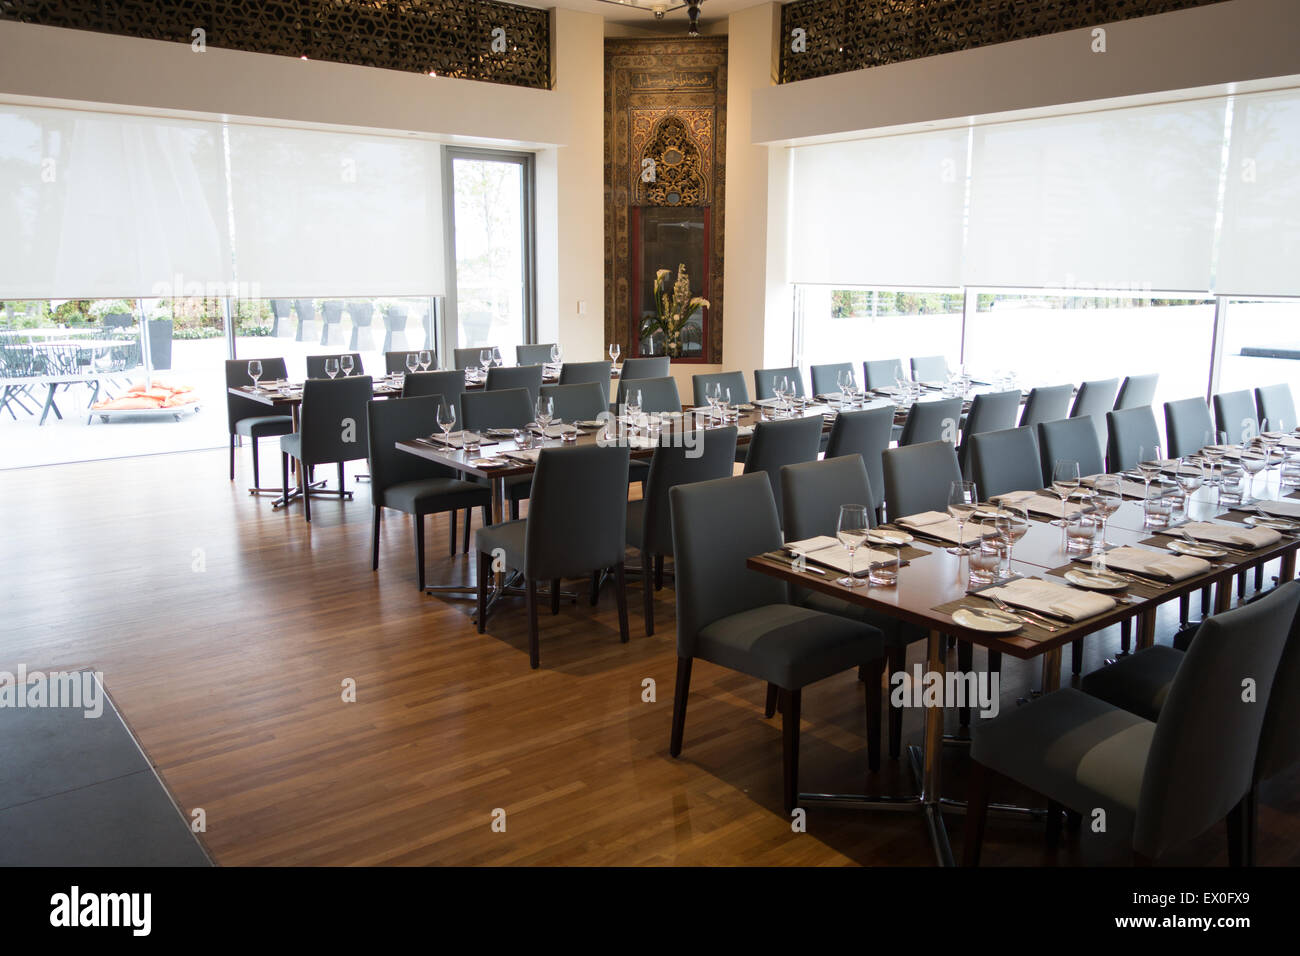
[1201,585,1211,615]
[1071,638,1084,676]
[1255,564,1264,592]
[614,561,629,643]
[462,507,471,553]
[642,549,655,636]
[371,506,381,571]
[1046,799,1064,850]
[337,461,345,498]
[781,688,802,813]
[414,514,426,591]
[510,498,520,521]
[764,682,778,719]
[280,453,288,505]
[476,551,489,633]
[550,578,560,615]
[654,554,665,591]
[230,436,236,480]
[449,510,457,557]
[957,640,973,727]
[303,465,312,522]
[888,644,905,759]
[670,656,692,757]
[865,655,883,773]
[1120,618,1131,654]
[527,577,540,669]
[590,569,601,606]
[251,438,261,489]
[1179,593,1190,625]
[1238,571,1247,599]
[963,760,991,867]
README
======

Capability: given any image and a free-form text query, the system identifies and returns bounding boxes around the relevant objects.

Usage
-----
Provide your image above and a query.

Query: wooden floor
[3,446,1298,866]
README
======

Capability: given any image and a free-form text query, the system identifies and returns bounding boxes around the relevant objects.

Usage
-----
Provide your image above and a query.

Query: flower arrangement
[642,263,708,358]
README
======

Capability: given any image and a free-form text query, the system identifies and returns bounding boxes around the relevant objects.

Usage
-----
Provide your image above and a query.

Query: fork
[986,595,1062,632]
[1174,528,1250,556]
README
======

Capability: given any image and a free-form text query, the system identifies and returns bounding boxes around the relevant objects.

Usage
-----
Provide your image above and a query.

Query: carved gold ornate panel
[606,37,726,364]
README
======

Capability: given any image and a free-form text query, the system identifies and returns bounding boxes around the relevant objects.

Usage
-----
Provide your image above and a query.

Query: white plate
[485,428,517,438]
[866,529,914,546]
[736,404,755,411]
[470,457,509,468]
[1064,568,1130,592]
[1168,539,1227,559]
[952,607,1022,633]
[1246,514,1300,533]
[575,420,604,429]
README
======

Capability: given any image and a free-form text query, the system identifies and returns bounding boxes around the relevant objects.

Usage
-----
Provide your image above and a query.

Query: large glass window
[1217,298,1300,410]
[797,286,963,378]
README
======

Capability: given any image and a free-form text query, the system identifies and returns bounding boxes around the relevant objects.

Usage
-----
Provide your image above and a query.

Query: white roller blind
[1218,88,1300,296]
[227,124,444,297]
[788,129,968,287]
[964,100,1225,292]
[0,104,232,299]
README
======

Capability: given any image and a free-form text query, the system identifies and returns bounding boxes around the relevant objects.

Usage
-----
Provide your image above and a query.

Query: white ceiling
[512,0,759,29]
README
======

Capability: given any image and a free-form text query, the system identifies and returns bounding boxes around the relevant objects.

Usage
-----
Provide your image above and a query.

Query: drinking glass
[418,350,432,372]
[493,347,504,367]
[406,353,420,376]
[340,354,354,377]
[868,544,900,587]
[719,386,733,422]
[1240,447,1267,503]
[946,479,979,556]
[324,358,339,379]
[995,506,1029,574]
[436,401,456,442]
[1135,443,1163,499]
[535,396,555,436]
[550,343,563,365]
[706,382,721,424]
[835,504,871,588]
[1282,448,1300,488]
[1064,511,1100,554]
[1218,462,1246,507]
[1174,457,1204,518]
[1050,459,1081,527]
[968,518,1003,586]
[1091,475,1122,546]
[609,343,621,365]
[480,349,493,377]
[513,428,534,450]
[247,360,262,388]
[626,389,642,432]
[1143,479,1174,529]
[463,431,481,455]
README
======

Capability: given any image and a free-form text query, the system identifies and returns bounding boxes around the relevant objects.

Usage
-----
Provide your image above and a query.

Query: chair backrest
[1213,389,1258,444]
[620,356,671,381]
[824,405,894,512]
[516,343,555,366]
[615,376,681,414]
[487,364,543,407]
[540,382,608,423]
[864,358,906,390]
[811,362,854,396]
[909,355,948,383]
[306,353,364,379]
[403,370,465,416]
[782,455,878,545]
[958,389,1022,475]
[754,366,806,399]
[640,427,739,554]
[559,360,611,387]
[453,346,493,370]
[669,473,787,659]
[384,303,408,322]
[1163,397,1215,459]
[297,375,373,466]
[742,415,825,525]
[1037,416,1105,484]
[882,440,962,519]
[1256,593,1300,782]
[969,426,1043,500]
[461,387,533,431]
[899,396,962,447]
[320,301,345,323]
[1256,383,1297,433]
[224,357,290,433]
[269,300,292,322]
[347,301,373,324]
[1069,378,1119,461]
[386,350,432,375]
[1018,384,1074,428]
[692,370,749,406]
[525,444,630,580]
[1115,373,1159,410]
[293,299,316,323]
[1135,581,1300,859]
[1106,406,1161,473]
[366,394,454,505]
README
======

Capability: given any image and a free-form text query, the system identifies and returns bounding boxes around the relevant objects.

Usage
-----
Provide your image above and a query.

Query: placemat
[930,588,1058,643]
[1139,534,1252,565]
[1045,561,1168,600]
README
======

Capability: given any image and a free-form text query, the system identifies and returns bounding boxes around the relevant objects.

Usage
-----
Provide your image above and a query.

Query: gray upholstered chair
[269,299,293,338]
[692,370,749,407]
[476,444,631,669]
[864,358,906,390]
[559,360,611,387]
[225,358,292,488]
[1106,406,1161,473]
[824,405,894,521]
[1018,384,1074,428]
[742,415,824,526]
[811,362,854,396]
[965,581,1300,865]
[1115,374,1159,410]
[346,300,375,352]
[1037,416,1105,485]
[306,353,364,379]
[367,395,491,588]
[629,426,737,634]
[381,303,410,353]
[293,298,317,342]
[969,426,1042,500]
[898,396,962,447]
[516,343,556,366]
[882,440,963,519]
[540,382,607,423]
[668,472,885,810]
[782,454,930,757]
[487,364,544,408]
[386,350,427,375]
[910,355,948,383]
[278,375,373,522]
[1069,378,1119,462]
[620,356,670,381]
[754,366,806,399]
[403,370,465,420]
[1256,383,1296,433]
[461,387,534,519]
[319,300,346,347]
[1214,389,1258,444]
[957,389,1022,477]
[1164,397,1215,458]
[615,376,681,413]
[453,346,494,371]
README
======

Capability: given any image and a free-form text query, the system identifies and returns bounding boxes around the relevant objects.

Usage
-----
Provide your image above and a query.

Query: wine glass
[946,479,979,556]
[995,506,1030,576]
[324,357,339,379]
[1050,459,1081,527]
[437,400,456,442]
[550,343,563,365]
[1175,457,1204,518]
[718,386,732,422]
[609,343,621,365]
[835,504,870,588]
[626,388,642,432]
[406,353,420,377]
[705,382,720,424]
[492,347,503,367]
[340,354,354,377]
[247,359,262,389]
[535,395,554,437]
[1092,475,1122,546]
[1241,446,1267,503]
[480,349,493,377]
[1136,444,1162,500]
[418,350,432,372]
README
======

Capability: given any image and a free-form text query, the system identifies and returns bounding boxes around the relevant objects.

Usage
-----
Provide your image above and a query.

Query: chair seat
[504,473,532,502]
[476,519,527,572]
[1080,645,1182,722]
[697,604,882,689]
[235,415,293,438]
[801,591,927,648]
[971,688,1152,824]
[383,477,490,516]
[280,432,302,459]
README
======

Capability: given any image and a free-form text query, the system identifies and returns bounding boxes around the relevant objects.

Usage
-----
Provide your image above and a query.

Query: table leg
[1039,646,1062,694]
[919,629,954,867]
[1282,551,1296,583]
[1137,609,1156,650]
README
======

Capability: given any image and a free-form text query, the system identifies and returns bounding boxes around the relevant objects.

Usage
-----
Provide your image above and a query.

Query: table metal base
[271,480,346,510]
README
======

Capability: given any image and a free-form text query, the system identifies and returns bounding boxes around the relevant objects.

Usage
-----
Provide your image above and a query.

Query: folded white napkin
[431,431,497,449]
[504,448,541,462]
[991,490,1086,518]
[784,536,897,575]
[1256,499,1300,519]
[1102,546,1211,581]
[896,511,983,544]
[1181,521,1281,549]
[529,423,570,438]
[984,577,1116,622]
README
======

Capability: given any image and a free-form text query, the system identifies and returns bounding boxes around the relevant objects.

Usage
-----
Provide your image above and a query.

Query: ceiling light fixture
[591,0,701,36]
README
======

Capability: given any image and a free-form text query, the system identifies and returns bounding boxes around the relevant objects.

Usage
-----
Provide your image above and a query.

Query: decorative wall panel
[779,0,1231,84]
[0,0,551,89]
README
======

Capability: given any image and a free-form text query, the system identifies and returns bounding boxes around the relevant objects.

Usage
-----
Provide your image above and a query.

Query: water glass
[1218,463,1246,507]
[867,543,900,587]
[968,520,1003,586]
[463,431,481,455]
[1064,511,1100,553]
[1143,479,1175,528]
[513,428,535,449]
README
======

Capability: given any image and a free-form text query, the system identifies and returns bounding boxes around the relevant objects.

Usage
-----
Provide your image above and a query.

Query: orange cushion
[92,396,163,410]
